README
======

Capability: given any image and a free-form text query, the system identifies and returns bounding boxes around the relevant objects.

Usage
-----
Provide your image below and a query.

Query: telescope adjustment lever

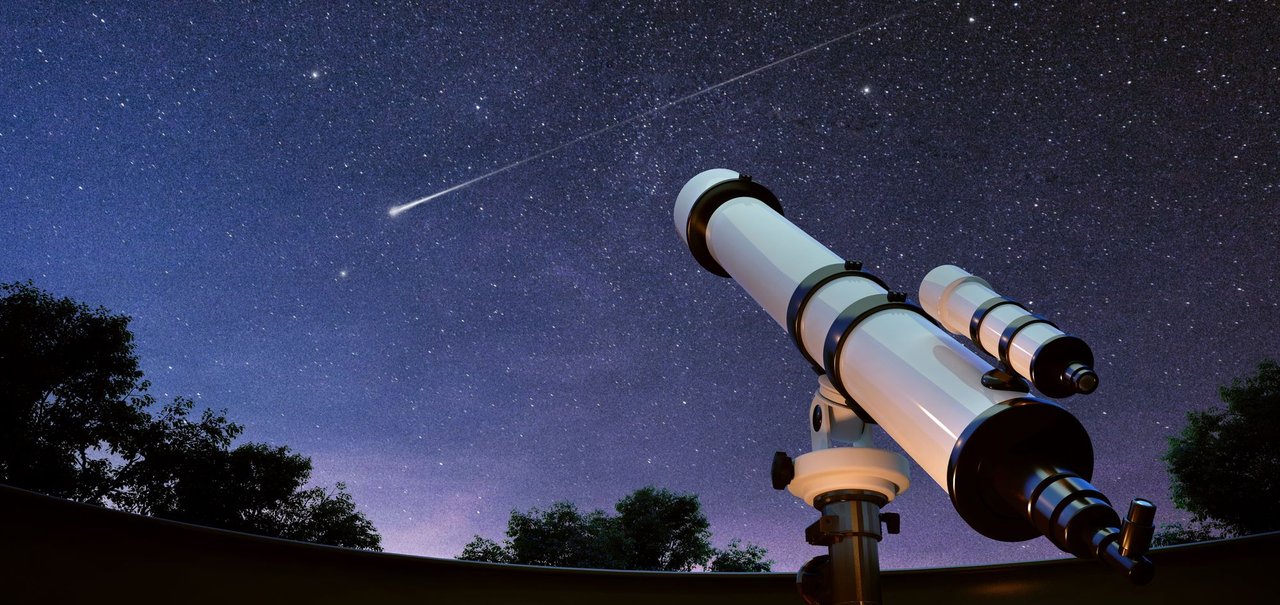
[771,451,795,490]
[881,512,900,535]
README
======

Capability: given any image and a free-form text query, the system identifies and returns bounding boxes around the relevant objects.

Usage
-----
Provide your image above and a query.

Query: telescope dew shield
[919,265,1099,398]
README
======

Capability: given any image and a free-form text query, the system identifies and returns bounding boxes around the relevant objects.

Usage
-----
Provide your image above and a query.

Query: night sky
[3,1,1277,571]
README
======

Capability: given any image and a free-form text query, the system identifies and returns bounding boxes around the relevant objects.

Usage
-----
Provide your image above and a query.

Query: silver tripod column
[783,377,910,605]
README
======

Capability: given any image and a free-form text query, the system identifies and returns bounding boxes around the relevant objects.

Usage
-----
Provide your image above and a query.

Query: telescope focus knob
[772,451,796,490]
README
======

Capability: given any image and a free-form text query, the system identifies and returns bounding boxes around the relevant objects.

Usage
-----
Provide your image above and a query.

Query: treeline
[0,281,380,549]
[460,486,772,572]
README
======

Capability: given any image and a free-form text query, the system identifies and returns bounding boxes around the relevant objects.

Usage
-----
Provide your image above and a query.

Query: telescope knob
[881,512,901,535]
[772,451,796,490]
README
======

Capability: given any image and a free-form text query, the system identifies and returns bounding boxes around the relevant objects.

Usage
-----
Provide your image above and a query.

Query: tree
[0,281,149,504]
[612,486,713,571]
[1150,522,1220,548]
[113,398,382,550]
[458,486,770,571]
[708,539,774,572]
[499,501,617,568]
[458,536,512,564]
[267,482,381,550]
[0,282,381,550]
[1159,359,1280,544]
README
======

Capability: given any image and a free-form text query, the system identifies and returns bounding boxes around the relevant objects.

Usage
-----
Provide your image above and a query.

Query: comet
[389,10,916,217]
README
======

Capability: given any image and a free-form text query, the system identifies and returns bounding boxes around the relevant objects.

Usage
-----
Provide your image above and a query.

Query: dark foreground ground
[2,484,1275,604]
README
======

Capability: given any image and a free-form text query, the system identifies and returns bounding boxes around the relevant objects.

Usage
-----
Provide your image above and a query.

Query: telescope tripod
[772,377,910,605]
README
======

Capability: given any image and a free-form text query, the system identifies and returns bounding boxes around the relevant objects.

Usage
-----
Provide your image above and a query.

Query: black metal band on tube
[684,175,784,277]
[969,296,1025,345]
[997,314,1058,368]
[786,261,888,372]
[821,293,940,422]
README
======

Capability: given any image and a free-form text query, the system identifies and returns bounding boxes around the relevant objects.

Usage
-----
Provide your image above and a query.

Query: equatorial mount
[772,376,909,605]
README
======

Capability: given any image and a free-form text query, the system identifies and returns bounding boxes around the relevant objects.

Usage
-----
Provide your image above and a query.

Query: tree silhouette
[612,486,713,571]
[0,282,381,550]
[458,486,771,571]
[708,539,773,572]
[499,501,617,568]
[0,281,148,504]
[1157,359,1280,545]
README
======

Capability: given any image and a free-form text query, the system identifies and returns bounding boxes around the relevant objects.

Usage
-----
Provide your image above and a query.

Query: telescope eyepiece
[1065,362,1099,395]
[1119,498,1157,558]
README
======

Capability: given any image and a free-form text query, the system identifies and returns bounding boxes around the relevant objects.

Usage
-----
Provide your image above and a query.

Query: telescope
[674,170,1155,605]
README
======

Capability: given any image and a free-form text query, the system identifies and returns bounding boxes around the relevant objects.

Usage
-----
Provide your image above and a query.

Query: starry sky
[2,1,1277,571]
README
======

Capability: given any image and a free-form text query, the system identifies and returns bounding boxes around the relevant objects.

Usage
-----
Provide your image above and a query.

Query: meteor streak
[389,10,916,216]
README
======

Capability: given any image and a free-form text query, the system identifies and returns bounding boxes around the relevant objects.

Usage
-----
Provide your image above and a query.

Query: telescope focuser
[950,397,1158,584]
[1011,467,1157,584]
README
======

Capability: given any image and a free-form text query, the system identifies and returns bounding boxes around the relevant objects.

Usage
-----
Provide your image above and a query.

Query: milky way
[389,9,917,216]
[2,1,1276,571]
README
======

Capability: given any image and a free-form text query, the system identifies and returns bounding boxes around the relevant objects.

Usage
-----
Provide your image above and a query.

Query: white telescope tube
[674,170,1155,583]
[676,170,1015,488]
[919,265,1098,398]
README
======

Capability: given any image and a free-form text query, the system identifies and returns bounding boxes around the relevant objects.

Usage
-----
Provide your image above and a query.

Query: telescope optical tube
[919,265,1098,398]
[674,170,1153,583]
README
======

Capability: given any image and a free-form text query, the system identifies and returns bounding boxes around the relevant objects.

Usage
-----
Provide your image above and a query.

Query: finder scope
[674,169,1155,584]
[919,265,1098,398]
